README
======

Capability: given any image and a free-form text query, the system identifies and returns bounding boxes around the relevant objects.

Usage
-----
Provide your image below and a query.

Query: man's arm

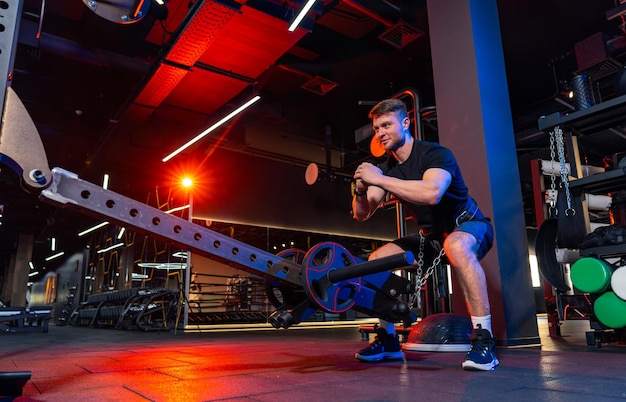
[353,163,452,220]
[352,180,386,222]
[373,168,451,206]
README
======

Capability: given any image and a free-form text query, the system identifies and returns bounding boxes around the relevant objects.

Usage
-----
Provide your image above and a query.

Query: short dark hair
[368,98,408,120]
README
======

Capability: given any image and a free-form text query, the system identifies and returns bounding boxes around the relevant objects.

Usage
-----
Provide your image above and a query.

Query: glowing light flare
[182,177,193,188]
[162,95,261,163]
[165,204,190,214]
[97,243,125,254]
[45,251,65,261]
[529,254,541,288]
[78,221,109,237]
[288,0,317,32]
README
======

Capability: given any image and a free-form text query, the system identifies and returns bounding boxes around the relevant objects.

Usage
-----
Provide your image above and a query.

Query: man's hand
[354,162,382,188]
[352,162,387,221]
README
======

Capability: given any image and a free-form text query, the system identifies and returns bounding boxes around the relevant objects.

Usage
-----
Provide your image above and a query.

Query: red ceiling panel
[164,69,249,115]
[135,63,189,107]
[197,6,307,78]
[133,2,306,123]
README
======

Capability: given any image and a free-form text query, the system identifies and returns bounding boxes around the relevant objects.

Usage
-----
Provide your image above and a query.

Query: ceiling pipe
[37,33,151,75]
[18,19,151,75]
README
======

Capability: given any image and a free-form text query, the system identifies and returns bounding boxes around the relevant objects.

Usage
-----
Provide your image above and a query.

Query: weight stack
[570,257,626,329]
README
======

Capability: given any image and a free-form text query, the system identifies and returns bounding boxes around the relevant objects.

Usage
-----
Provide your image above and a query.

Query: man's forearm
[352,193,372,221]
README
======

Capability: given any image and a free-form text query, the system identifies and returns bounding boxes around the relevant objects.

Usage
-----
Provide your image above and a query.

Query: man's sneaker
[462,325,499,371]
[355,327,404,362]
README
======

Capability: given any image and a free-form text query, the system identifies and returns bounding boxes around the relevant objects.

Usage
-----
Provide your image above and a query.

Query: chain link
[554,126,576,216]
[547,130,558,217]
[408,231,445,310]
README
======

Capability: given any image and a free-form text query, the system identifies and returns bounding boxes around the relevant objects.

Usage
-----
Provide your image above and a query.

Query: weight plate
[302,242,361,313]
[265,248,308,308]
[276,248,306,264]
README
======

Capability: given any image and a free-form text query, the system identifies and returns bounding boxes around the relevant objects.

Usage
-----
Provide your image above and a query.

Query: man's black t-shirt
[378,140,474,235]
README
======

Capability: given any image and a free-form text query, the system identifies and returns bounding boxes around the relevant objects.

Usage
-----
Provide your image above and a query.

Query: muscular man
[352,98,497,371]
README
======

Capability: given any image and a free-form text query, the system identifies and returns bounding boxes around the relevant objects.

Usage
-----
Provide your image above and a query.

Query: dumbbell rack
[537,94,626,346]
[571,165,626,334]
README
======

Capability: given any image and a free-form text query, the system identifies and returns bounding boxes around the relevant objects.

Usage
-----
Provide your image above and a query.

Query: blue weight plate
[302,242,361,313]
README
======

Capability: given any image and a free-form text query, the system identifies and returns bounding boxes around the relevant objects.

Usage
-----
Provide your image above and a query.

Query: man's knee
[443,232,476,261]
[443,231,478,252]
[443,233,463,252]
[369,242,405,261]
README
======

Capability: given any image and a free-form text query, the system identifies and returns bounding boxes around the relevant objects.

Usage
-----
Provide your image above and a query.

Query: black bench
[0,306,52,333]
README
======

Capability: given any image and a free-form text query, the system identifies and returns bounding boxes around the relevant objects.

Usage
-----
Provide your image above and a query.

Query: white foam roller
[586,194,612,210]
[611,266,626,301]
[540,160,605,177]
[589,222,610,232]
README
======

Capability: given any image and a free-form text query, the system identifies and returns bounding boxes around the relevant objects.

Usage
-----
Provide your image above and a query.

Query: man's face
[372,111,408,151]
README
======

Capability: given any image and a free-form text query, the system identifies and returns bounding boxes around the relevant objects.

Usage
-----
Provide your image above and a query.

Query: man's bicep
[423,168,452,192]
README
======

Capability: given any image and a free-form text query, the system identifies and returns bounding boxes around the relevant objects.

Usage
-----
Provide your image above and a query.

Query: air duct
[342,0,423,49]
[341,0,398,27]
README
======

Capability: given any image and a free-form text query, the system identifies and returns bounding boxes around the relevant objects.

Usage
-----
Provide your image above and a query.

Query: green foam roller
[570,257,612,294]
[593,291,626,329]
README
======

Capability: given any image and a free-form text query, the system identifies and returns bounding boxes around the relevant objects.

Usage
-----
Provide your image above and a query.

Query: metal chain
[547,130,558,217]
[408,231,446,310]
[554,126,576,216]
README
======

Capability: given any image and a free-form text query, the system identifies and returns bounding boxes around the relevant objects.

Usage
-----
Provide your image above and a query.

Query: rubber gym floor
[1,316,626,402]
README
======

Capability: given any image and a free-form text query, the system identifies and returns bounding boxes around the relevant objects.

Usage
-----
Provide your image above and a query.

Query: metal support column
[11,234,33,307]
[427,0,540,346]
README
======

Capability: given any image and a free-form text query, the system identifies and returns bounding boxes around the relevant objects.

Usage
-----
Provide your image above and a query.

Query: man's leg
[444,229,498,371]
[354,243,406,362]
[444,231,491,329]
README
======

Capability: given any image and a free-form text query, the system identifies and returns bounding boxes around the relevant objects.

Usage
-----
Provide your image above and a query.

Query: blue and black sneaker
[462,324,499,371]
[355,327,404,362]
